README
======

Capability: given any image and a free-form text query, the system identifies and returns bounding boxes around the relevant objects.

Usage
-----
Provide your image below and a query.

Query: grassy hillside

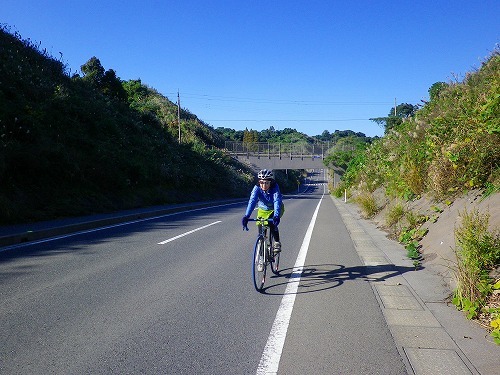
[0,26,263,224]
[336,49,499,200]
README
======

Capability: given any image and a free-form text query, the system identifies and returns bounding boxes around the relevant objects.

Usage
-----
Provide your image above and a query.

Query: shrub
[385,202,405,227]
[452,209,500,319]
[353,192,379,218]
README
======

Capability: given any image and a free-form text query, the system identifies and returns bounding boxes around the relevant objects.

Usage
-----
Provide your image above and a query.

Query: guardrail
[224,141,331,159]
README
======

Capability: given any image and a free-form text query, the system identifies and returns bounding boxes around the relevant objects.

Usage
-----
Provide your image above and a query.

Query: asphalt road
[0,170,406,374]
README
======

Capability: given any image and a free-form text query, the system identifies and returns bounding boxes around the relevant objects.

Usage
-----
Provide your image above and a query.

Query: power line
[165,91,395,106]
[204,119,370,122]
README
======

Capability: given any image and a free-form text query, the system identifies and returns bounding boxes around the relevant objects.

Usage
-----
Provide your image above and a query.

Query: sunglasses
[259,180,271,185]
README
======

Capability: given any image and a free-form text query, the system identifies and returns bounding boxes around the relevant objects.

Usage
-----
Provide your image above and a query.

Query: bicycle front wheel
[269,232,280,275]
[270,250,280,275]
[252,236,266,291]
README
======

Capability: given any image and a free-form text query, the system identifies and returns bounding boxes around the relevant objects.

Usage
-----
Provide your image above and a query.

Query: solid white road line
[256,196,323,375]
[157,221,221,245]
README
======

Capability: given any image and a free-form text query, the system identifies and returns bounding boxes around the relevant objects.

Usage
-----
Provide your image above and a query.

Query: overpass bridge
[224,141,345,188]
[225,141,330,170]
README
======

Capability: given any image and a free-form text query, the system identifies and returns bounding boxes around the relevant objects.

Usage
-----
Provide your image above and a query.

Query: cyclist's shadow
[261,263,417,295]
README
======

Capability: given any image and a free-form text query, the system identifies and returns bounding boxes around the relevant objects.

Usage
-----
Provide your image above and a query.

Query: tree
[80,57,126,101]
[320,130,331,141]
[394,103,417,118]
[370,103,417,133]
[260,126,276,142]
[101,69,127,101]
[323,137,368,170]
[122,79,149,103]
[80,56,105,86]
[428,82,448,101]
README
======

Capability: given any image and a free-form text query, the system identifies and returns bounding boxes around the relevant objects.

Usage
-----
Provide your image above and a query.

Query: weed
[432,205,444,213]
[405,241,420,259]
[482,182,499,200]
[406,211,427,228]
[452,209,500,330]
[430,214,440,223]
[398,226,428,268]
[484,281,500,344]
[331,183,347,198]
[385,202,405,227]
[354,192,379,218]
[399,227,428,244]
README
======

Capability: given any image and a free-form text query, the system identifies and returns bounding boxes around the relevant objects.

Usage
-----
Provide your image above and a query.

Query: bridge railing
[224,141,331,159]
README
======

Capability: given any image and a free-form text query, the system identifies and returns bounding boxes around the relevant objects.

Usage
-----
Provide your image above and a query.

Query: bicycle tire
[270,251,280,275]
[269,231,280,275]
[252,236,266,291]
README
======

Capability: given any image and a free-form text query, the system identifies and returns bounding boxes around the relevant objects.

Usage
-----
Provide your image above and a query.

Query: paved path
[332,197,499,375]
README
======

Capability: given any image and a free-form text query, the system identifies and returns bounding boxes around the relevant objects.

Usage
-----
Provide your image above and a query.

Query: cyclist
[242,169,284,254]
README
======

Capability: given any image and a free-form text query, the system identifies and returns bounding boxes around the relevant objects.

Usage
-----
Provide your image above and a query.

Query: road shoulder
[332,196,499,375]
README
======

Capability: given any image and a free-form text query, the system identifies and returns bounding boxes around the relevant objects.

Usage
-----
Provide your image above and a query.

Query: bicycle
[244,218,280,292]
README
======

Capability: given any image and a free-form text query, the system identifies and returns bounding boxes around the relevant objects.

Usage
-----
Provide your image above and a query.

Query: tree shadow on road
[261,263,419,295]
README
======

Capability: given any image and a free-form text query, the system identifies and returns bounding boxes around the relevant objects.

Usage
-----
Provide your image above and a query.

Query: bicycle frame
[245,218,280,291]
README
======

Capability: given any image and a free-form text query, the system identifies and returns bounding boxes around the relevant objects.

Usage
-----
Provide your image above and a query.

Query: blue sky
[3,1,499,137]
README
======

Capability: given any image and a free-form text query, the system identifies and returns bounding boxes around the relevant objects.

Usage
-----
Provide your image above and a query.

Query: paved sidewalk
[331,196,499,375]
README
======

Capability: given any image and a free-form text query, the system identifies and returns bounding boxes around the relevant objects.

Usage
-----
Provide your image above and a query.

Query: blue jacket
[244,183,283,218]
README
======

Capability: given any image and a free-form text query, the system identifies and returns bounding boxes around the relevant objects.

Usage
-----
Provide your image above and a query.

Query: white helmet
[257,169,274,180]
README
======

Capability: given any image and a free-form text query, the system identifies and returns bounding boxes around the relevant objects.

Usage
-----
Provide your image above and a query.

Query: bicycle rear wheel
[252,236,266,291]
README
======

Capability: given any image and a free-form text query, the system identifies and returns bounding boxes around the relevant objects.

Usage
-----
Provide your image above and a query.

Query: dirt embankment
[367,189,500,291]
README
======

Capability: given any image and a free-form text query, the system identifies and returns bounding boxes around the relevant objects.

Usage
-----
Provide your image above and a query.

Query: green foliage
[353,192,379,218]
[323,136,370,170]
[452,295,482,319]
[398,226,428,267]
[229,127,373,149]
[385,202,405,228]
[242,129,259,150]
[428,82,449,101]
[274,170,303,192]
[398,227,428,244]
[215,127,244,141]
[342,48,500,201]
[313,129,372,144]
[456,209,500,271]
[341,150,370,189]
[488,283,500,344]
[432,205,444,213]
[0,26,256,223]
[324,150,353,170]
[452,209,500,321]
[482,182,500,200]
[370,103,418,133]
[405,210,428,229]
[405,241,420,259]
[331,184,346,198]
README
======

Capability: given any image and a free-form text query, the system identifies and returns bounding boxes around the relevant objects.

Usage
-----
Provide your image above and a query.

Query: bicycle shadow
[260,263,419,295]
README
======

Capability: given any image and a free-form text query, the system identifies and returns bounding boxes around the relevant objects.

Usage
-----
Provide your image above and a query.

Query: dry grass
[354,192,379,218]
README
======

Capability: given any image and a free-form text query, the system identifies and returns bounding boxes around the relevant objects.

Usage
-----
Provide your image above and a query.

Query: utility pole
[177,90,181,143]
[394,98,397,116]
